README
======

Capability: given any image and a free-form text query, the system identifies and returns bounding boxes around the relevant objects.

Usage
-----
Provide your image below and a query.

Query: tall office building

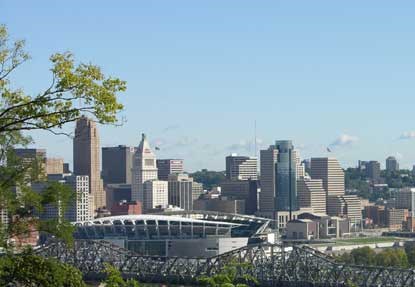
[386,156,399,172]
[73,116,105,211]
[157,159,184,181]
[310,157,345,214]
[259,145,278,214]
[131,134,158,203]
[274,141,298,214]
[259,142,300,218]
[310,158,345,197]
[102,145,136,185]
[225,154,258,181]
[297,177,327,214]
[168,173,203,211]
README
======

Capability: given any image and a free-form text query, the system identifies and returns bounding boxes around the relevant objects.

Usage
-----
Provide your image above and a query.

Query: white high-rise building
[32,174,93,222]
[67,175,93,222]
[131,134,158,203]
[143,180,168,210]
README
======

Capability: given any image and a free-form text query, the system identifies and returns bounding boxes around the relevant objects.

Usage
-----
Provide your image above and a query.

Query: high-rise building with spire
[73,116,105,212]
[131,134,159,203]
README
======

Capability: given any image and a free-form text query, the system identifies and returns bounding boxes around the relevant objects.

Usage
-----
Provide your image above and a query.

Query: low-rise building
[286,219,319,240]
[297,212,350,238]
[327,195,362,223]
[364,205,386,227]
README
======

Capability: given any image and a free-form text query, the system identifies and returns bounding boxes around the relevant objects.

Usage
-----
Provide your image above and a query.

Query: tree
[190,169,226,191]
[404,241,415,267]
[375,249,408,268]
[335,247,375,265]
[0,24,125,285]
[0,248,85,287]
[336,247,409,268]
[198,262,258,287]
[102,263,140,287]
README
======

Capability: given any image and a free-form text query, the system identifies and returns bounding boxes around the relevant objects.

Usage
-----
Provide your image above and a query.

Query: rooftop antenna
[254,120,257,158]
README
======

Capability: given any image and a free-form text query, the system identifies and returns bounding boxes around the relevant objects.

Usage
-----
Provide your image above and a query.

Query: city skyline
[3,1,415,171]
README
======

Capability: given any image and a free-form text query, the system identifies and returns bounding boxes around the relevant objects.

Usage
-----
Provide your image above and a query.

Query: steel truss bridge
[35,240,415,286]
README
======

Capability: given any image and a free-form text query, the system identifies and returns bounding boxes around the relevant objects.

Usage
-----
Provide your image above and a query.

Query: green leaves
[0,249,86,287]
[0,25,126,135]
[336,246,409,268]
[102,263,140,287]
[198,262,258,287]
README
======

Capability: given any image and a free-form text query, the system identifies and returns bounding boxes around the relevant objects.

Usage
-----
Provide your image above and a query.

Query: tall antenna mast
[254,120,257,158]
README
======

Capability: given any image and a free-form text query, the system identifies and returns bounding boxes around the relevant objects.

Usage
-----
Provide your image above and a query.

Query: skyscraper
[131,134,158,203]
[310,157,345,215]
[259,145,278,214]
[274,140,298,214]
[259,142,301,219]
[157,159,184,181]
[225,154,258,181]
[73,116,105,212]
[102,145,136,185]
[386,156,399,172]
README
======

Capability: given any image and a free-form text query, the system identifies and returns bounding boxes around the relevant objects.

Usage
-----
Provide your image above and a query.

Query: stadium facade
[73,211,272,257]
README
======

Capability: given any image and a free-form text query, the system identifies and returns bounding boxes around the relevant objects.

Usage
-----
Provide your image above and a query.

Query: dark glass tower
[275,140,298,217]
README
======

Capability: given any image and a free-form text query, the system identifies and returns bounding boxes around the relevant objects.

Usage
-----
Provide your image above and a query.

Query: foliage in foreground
[198,262,258,287]
[0,248,85,287]
[0,23,125,286]
[102,263,140,287]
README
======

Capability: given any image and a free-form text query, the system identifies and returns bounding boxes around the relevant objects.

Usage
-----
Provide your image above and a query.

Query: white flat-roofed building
[143,180,168,211]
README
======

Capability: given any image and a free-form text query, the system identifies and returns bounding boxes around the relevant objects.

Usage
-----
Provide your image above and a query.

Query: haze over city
[3,1,415,171]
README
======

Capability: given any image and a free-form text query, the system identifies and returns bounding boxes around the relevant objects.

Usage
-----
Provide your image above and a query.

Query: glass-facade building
[275,140,298,213]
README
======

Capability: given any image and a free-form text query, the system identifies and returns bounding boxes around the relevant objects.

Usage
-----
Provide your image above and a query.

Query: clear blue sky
[2,1,415,171]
